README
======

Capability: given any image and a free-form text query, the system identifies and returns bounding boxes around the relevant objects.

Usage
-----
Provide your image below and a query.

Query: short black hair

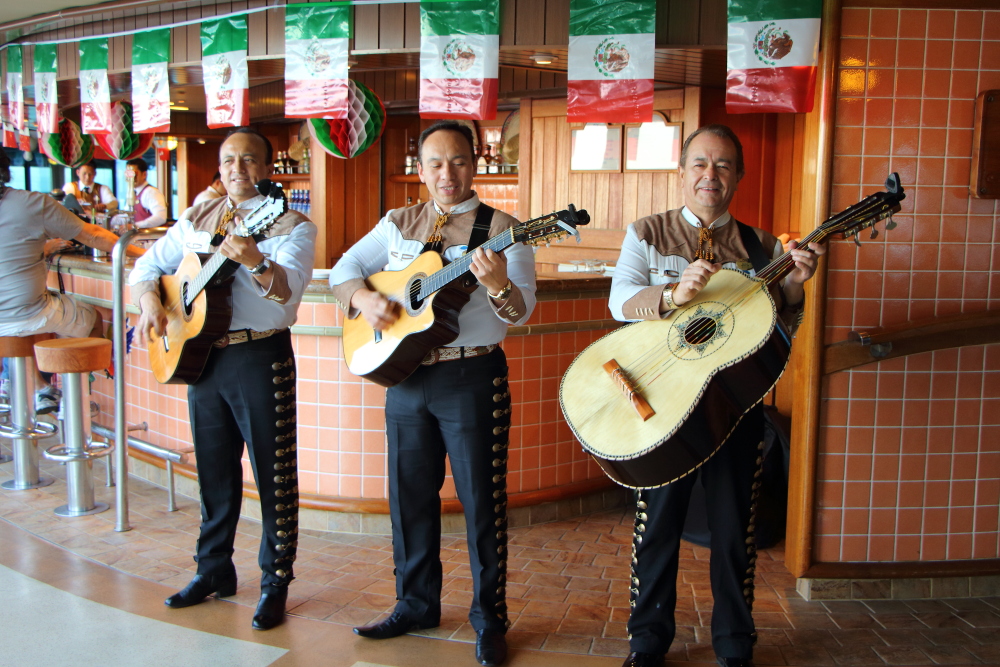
[223,127,273,166]
[417,121,476,164]
[79,160,97,171]
[680,124,745,178]
[0,149,10,185]
[126,158,149,173]
[212,171,221,181]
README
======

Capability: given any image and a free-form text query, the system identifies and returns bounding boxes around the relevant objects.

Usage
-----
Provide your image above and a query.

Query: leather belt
[421,344,497,366]
[214,328,284,348]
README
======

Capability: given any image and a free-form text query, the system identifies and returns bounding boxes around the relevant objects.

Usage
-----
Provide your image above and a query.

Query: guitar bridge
[603,359,654,421]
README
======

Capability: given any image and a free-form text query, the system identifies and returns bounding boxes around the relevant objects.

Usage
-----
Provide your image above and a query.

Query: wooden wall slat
[267,5,284,57]
[404,2,421,49]
[666,0,699,46]
[247,0,268,58]
[353,4,380,51]
[379,3,405,50]
[699,0,727,46]
[544,0,569,46]
[500,0,516,47]
[514,0,544,46]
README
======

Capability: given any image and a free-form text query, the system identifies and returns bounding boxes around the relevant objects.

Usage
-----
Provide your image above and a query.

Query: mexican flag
[80,39,112,134]
[568,0,656,124]
[285,4,351,119]
[132,28,172,133]
[201,16,249,128]
[5,45,24,132]
[419,0,499,121]
[33,44,59,134]
[2,120,15,149]
[726,0,821,113]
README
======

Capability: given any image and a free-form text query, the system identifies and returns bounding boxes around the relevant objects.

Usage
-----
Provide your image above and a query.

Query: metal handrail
[111,227,167,532]
[92,424,193,513]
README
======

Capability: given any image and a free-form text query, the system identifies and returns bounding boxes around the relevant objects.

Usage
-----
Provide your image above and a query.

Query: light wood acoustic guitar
[148,180,287,385]
[560,174,907,489]
[344,205,591,387]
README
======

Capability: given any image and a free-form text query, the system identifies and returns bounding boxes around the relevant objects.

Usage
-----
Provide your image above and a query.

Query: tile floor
[0,458,997,666]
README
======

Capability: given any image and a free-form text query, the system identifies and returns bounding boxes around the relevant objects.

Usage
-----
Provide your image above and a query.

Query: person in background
[192,172,225,206]
[62,161,118,214]
[0,151,143,413]
[125,158,168,228]
[608,124,826,667]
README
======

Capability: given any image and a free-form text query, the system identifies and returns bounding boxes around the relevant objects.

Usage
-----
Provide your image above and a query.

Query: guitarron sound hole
[683,317,717,345]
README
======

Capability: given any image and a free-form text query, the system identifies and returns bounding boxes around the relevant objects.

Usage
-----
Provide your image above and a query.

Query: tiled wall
[72,273,610,504]
[819,7,1000,562]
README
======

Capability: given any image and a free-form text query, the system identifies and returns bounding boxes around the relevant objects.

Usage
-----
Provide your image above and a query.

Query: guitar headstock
[515,204,591,247]
[236,179,289,237]
[822,172,906,243]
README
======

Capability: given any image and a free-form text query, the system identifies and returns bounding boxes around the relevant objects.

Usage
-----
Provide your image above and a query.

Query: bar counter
[48,254,628,532]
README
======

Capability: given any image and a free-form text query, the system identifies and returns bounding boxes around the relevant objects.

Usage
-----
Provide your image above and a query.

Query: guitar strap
[736,220,770,274]
[467,203,495,253]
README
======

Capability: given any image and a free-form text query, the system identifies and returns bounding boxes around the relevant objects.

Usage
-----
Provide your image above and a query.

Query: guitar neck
[185,251,240,308]
[417,228,516,299]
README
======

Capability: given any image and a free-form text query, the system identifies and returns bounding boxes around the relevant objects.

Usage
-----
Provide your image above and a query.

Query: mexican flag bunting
[201,17,250,128]
[33,44,59,134]
[18,129,32,153]
[568,0,656,124]
[419,0,499,121]
[80,39,112,133]
[6,45,25,132]
[2,119,15,148]
[726,0,821,113]
[132,29,172,133]
[285,4,351,119]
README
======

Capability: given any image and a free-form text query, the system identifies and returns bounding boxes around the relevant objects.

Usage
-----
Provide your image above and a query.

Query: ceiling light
[533,53,556,65]
[347,58,359,69]
[197,138,206,145]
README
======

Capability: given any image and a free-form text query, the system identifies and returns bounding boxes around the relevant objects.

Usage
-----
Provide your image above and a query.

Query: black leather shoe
[622,653,665,667]
[475,628,507,666]
[353,610,438,639]
[164,572,237,608]
[252,588,288,630]
[717,659,754,667]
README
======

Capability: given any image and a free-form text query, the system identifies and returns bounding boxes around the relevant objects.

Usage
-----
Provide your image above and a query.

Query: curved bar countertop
[47,254,627,532]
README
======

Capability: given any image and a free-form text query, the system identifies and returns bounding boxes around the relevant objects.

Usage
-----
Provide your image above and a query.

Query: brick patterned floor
[1,460,998,665]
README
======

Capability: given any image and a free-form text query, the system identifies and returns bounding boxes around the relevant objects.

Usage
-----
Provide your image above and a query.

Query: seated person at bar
[608,124,825,667]
[193,171,225,206]
[330,121,536,667]
[130,128,317,631]
[62,160,118,215]
[0,151,143,413]
[126,158,168,228]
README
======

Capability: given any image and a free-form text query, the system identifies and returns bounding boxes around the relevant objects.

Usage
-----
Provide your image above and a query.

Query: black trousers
[188,330,299,593]
[627,405,764,659]
[384,348,511,633]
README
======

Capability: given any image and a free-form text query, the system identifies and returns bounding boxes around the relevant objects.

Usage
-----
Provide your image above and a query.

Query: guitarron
[560,174,906,489]
[344,206,590,387]
[148,180,287,384]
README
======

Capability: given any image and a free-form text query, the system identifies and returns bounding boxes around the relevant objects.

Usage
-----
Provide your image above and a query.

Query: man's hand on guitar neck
[220,234,274,290]
[137,292,168,345]
[469,248,508,297]
[351,289,401,331]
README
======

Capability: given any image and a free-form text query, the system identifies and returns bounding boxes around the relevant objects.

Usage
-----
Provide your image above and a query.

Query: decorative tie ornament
[695,226,715,262]
[424,211,450,251]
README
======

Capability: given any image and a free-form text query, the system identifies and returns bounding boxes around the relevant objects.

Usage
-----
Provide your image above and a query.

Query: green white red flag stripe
[285,4,351,119]
[568,0,656,124]
[132,29,172,133]
[419,0,500,121]
[201,16,250,128]
[726,0,821,113]
[6,45,24,132]
[33,44,59,134]
[80,39,112,134]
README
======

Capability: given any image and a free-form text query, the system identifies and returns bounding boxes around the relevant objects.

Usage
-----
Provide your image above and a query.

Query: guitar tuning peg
[853,234,862,248]
[869,227,878,239]
[885,215,897,231]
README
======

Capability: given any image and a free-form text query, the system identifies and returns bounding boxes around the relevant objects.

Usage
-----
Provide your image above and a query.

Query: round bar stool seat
[35,337,114,517]
[34,338,112,375]
[0,334,58,486]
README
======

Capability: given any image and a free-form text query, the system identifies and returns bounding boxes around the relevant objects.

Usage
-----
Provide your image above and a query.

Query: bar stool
[0,335,56,488]
[35,338,114,516]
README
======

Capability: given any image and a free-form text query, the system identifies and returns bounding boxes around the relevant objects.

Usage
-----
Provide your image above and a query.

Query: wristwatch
[661,282,680,310]
[248,258,271,276]
[488,280,513,300]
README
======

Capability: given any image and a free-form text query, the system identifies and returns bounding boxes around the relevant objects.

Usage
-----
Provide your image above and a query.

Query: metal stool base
[54,501,109,517]
[2,475,55,490]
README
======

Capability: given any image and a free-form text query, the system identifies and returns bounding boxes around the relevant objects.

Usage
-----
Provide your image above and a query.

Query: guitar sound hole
[181,283,193,317]
[683,317,717,345]
[408,279,425,310]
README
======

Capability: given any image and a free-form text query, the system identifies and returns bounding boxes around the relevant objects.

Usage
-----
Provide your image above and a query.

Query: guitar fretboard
[416,228,517,300]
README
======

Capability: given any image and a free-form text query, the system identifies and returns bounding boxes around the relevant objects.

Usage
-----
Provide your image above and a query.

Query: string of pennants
[0,0,820,165]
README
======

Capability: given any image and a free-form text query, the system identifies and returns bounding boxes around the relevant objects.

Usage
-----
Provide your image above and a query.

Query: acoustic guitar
[344,206,591,387]
[559,174,906,489]
[148,180,287,385]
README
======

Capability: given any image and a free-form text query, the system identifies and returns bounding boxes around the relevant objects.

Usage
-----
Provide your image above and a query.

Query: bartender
[62,161,117,214]
[126,158,168,228]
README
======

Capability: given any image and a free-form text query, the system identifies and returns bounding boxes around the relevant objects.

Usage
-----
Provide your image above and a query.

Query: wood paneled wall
[525,91,688,230]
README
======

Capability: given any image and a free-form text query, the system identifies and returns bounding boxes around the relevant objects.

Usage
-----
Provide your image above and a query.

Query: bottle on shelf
[301,147,310,175]
[274,152,284,175]
[487,144,499,175]
[476,145,488,175]
[404,137,418,175]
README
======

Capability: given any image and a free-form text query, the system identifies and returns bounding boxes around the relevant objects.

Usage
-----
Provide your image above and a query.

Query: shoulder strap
[467,203,494,251]
[736,220,770,273]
